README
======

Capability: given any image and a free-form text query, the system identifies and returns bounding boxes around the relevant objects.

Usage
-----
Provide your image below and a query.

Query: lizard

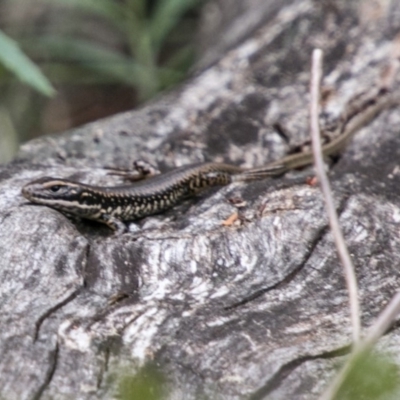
[21,85,396,235]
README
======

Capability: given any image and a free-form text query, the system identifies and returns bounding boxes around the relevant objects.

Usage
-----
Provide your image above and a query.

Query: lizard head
[22,176,101,217]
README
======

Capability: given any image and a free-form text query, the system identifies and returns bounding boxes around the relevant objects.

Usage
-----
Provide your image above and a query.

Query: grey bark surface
[2,1,400,399]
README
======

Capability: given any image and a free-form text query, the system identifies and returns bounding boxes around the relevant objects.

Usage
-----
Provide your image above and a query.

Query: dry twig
[314,47,400,400]
[309,48,361,345]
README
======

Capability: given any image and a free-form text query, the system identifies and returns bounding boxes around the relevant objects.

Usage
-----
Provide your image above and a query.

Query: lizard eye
[50,185,61,192]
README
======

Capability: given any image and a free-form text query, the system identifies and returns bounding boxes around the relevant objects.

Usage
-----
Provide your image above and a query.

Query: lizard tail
[232,164,286,182]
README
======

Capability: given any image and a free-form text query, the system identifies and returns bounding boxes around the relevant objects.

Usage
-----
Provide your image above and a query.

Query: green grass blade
[150,0,201,51]
[0,30,55,96]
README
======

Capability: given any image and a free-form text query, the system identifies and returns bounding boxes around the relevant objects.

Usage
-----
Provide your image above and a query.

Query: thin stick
[316,50,400,400]
[309,49,361,344]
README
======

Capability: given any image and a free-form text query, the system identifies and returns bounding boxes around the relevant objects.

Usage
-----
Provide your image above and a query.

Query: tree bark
[2,1,400,399]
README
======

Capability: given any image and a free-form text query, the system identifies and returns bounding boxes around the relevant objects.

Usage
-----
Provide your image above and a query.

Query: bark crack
[34,242,90,341]
[32,341,59,400]
[225,192,350,310]
[249,345,351,400]
[224,224,329,310]
[34,288,82,342]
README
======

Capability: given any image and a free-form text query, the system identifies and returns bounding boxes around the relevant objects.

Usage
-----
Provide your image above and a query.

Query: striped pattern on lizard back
[21,162,283,233]
[97,162,241,220]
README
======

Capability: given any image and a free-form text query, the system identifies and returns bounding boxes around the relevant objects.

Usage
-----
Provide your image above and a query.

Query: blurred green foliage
[32,0,201,98]
[0,0,204,163]
[0,28,55,162]
[0,30,55,96]
[118,363,166,400]
[117,352,400,399]
[334,351,400,400]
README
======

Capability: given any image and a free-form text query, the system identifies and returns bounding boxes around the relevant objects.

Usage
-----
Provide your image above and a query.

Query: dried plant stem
[310,48,400,400]
[309,48,361,346]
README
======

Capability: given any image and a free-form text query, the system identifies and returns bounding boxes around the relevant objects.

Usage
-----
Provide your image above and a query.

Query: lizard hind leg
[105,160,160,182]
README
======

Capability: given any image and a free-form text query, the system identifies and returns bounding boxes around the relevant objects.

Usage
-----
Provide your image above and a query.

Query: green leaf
[335,352,400,400]
[150,0,201,51]
[0,30,55,96]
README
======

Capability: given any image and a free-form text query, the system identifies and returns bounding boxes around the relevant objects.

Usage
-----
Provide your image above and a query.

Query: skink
[21,86,395,234]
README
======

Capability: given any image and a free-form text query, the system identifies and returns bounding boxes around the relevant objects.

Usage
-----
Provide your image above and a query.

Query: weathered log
[2,1,400,399]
